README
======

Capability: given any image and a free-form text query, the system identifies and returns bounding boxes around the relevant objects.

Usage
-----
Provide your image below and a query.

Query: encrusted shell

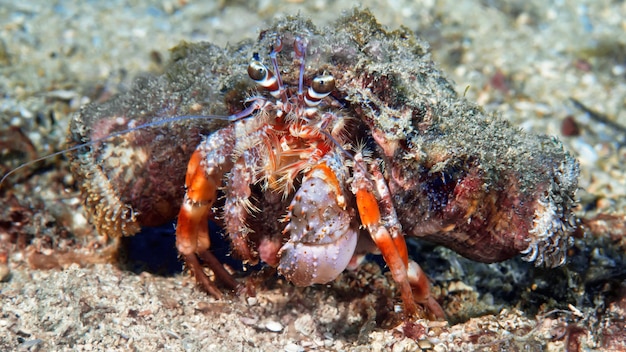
[248,10,579,267]
[68,43,251,237]
[70,9,579,267]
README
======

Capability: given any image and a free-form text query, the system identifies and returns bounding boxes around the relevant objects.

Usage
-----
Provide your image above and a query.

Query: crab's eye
[311,75,335,94]
[248,61,269,82]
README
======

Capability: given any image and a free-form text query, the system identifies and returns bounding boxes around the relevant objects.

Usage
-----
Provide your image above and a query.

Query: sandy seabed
[1,1,625,351]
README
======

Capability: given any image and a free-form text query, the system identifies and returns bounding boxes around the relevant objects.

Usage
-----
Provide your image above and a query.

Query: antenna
[0,113,249,190]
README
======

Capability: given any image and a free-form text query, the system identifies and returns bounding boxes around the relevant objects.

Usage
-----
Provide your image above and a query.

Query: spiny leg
[407,261,446,320]
[223,149,260,264]
[176,128,237,298]
[365,158,444,315]
[352,152,444,319]
[367,163,444,318]
[354,187,417,316]
[197,250,238,290]
[370,158,445,312]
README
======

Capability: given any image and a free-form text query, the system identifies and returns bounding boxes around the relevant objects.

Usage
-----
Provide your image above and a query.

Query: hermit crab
[41,10,579,320]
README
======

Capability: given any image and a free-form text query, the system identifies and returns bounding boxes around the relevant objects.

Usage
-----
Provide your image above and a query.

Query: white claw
[278,226,358,286]
[278,160,358,286]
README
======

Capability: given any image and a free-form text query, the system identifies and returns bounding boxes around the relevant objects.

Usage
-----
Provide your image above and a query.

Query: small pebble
[447,281,474,293]
[265,320,283,332]
[418,339,433,349]
[283,343,303,352]
[433,343,448,352]
[246,297,258,306]
[561,116,580,136]
[240,316,258,326]
[19,339,43,349]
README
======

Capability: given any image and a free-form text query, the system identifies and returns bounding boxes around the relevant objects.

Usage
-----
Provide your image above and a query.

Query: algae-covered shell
[70,9,578,267]
[68,42,254,237]
[246,10,579,266]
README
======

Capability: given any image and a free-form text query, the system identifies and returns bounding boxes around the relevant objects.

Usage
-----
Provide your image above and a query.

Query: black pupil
[314,76,334,93]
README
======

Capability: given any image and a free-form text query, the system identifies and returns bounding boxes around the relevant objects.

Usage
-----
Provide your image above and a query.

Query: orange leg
[356,187,418,316]
[175,129,237,298]
[352,153,445,319]
[408,261,446,320]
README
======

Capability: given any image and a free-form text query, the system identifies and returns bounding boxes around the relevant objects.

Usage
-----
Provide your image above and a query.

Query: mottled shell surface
[70,9,578,267]
[68,42,254,236]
